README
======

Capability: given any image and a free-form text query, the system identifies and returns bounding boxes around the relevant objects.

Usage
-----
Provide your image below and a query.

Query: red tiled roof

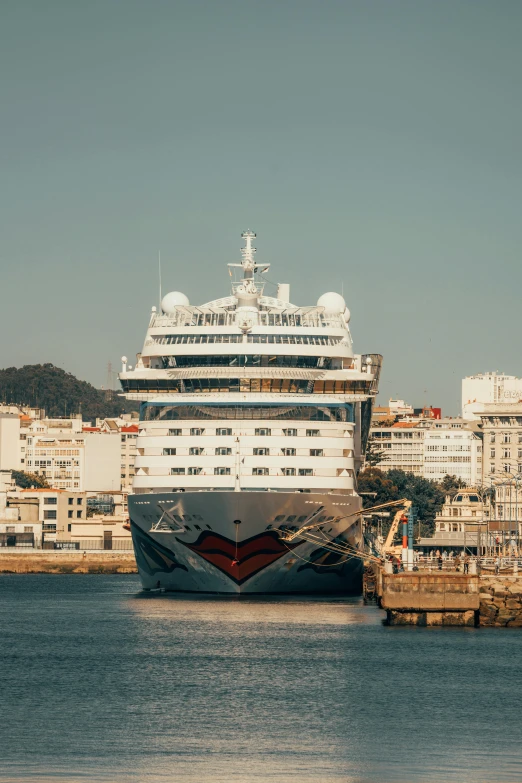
[82,427,101,432]
[391,422,418,428]
[121,425,139,432]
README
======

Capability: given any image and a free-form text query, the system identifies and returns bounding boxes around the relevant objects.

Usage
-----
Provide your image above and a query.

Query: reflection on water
[0,575,521,782]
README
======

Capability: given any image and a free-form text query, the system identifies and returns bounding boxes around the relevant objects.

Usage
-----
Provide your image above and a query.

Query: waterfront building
[478,403,522,479]
[20,488,87,543]
[462,372,522,421]
[23,417,121,492]
[0,477,41,547]
[0,413,21,471]
[370,418,482,484]
[417,489,484,552]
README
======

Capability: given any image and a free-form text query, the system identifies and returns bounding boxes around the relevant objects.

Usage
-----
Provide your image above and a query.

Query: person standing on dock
[454,554,461,572]
[463,554,470,574]
[437,552,443,571]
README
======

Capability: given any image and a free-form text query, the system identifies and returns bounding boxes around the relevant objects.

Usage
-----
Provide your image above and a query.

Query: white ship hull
[129,491,363,594]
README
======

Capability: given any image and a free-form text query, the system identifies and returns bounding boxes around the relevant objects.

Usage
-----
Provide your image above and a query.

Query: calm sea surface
[0,575,521,783]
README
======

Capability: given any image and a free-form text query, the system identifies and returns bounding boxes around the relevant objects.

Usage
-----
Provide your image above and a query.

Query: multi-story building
[96,418,138,492]
[23,417,121,492]
[370,418,482,484]
[371,422,425,474]
[20,488,87,542]
[0,412,21,470]
[463,372,522,421]
[477,403,522,480]
[417,489,485,552]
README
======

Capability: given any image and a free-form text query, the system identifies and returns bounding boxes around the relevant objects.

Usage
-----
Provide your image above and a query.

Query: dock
[373,565,522,627]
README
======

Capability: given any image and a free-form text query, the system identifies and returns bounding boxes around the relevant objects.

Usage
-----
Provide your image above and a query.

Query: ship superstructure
[120,231,381,593]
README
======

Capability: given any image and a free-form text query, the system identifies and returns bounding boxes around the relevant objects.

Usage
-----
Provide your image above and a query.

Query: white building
[462,372,522,420]
[0,413,21,470]
[370,418,482,484]
[23,418,121,492]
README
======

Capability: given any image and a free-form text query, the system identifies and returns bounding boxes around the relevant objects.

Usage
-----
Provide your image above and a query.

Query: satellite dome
[343,307,351,323]
[161,291,190,313]
[317,292,346,313]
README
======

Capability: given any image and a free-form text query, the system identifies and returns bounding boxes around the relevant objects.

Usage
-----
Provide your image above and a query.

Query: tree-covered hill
[0,364,139,421]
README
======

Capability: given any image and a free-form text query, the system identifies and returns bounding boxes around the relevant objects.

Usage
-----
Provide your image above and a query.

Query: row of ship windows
[170,467,317,476]
[155,314,342,327]
[122,379,372,394]
[158,355,340,369]
[151,334,342,346]
[163,427,319,436]
[143,404,354,423]
[161,447,327,456]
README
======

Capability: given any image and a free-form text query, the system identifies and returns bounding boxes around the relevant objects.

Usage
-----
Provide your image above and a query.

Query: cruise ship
[119,231,381,594]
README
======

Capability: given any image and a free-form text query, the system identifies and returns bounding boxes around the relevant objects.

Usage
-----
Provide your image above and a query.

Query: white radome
[317,292,346,313]
[343,307,351,323]
[161,291,190,313]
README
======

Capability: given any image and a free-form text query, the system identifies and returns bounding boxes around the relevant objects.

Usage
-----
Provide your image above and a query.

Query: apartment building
[370,418,482,484]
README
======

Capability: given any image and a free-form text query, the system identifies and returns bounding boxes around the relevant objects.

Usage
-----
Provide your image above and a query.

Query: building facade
[463,372,522,421]
[370,418,482,485]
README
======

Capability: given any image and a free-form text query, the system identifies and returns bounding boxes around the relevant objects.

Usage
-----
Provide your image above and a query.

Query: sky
[1,0,521,414]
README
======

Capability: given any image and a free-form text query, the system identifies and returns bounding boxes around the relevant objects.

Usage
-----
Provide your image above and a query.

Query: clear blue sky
[1,0,521,414]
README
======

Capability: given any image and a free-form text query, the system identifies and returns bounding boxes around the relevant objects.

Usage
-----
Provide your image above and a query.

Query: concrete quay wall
[380,571,522,627]
[0,551,137,574]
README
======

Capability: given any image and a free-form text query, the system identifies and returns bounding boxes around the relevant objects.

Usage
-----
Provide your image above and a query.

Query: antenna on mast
[158,250,162,310]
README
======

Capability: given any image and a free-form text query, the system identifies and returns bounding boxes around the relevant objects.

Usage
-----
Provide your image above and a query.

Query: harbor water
[0,575,521,783]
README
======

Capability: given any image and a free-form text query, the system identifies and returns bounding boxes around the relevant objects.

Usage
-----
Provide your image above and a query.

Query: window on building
[6,526,15,533]
[68,524,72,532]
[253,467,269,476]
[310,449,323,457]
[76,511,82,518]
[171,468,186,475]
[121,474,126,479]
[164,448,177,455]
[253,448,269,456]
[490,449,496,458]
[44,497,57,505]
[216,428,232,436]
[214,467,231,475]
[503,434,511,443]
[215,447,232,456]
[68,498,73,505]
[490,464,495,474]
[189,447,203,455]
[190,428,205,436]
[188,467,202,475]
[68,510,73,518]
[282,468,296,476]
[255,428,271,436]
[503,449,511,458]
[44,510,57,520]
[121,435,126,442]
[298,468,313,476]
[283,428,298,436]
[282,448,296,456]
[77,498,82,505]
[306,430,320,437]
[169,429,182,436]
[490,434,495,443]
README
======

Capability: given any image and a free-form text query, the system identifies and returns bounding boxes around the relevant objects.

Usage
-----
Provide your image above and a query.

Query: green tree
[11,470,50,489]
[0,364,139,421]
[440,474,467,493]
[364,439,387,468]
